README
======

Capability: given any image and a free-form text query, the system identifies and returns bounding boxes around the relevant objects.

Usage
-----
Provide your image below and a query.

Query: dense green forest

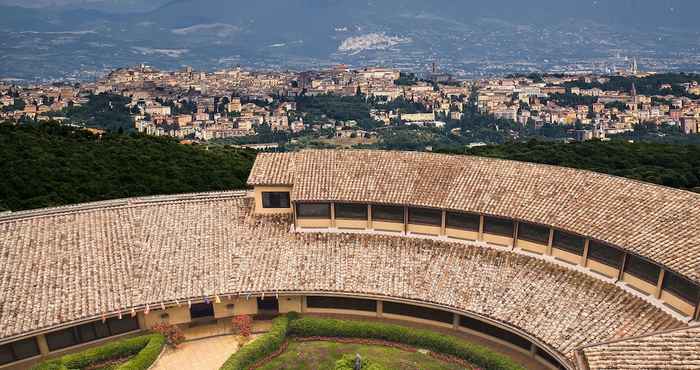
[55,93,135,132]
[442,140,700,192]
[0,123,256,211]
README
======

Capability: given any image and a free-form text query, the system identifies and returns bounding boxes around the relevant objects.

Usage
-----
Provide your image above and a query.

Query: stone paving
[151,320,271,370]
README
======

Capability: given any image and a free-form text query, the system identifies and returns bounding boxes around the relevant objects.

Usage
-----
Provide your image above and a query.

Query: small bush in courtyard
[220,315,290,370]
[151,322,185,348]
[232,315,253,337]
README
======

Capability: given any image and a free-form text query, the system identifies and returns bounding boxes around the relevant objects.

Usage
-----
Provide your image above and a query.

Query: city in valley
[2,61,700,150]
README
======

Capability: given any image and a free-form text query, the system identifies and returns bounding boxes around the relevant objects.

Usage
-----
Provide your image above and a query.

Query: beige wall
[253,186,293,215]
[335,219,368,230]
[623,273,657,296]
[552,248,582,265]
[483,233,513,247]
[279,296,302,313]
[407,223,441,236]
[517,239,547,254]
[586,259,620,279]
[141,306,191,329]
[660,290,696,317]
[446,228,479,241]
[297,218,332,229]
[372,221,404,233]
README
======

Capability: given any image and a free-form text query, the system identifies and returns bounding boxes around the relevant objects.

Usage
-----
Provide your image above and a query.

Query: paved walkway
[151,320,271,370]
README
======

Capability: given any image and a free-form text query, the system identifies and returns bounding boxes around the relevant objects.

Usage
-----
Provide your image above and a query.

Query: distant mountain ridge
[2,0,700,81]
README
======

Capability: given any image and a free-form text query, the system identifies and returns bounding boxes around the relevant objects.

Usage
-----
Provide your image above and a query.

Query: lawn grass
[257,340,469,370]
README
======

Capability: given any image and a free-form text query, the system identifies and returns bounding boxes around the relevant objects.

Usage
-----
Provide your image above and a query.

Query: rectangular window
[625,255,661,284]
[459,316,531,350]
[552,230,585,256]
[587,241,624,268]
[517,223,550,244]
[408,207,442,226]
[446,212,480,231]
[307,296,377,312]
[0,337,40,365]
[663,272,700,305]
[335,203,368,220]
[483,216,514,237]
[382,301,453,324]
[107,316,139,335]
[46,328,78,351]
[262,192,290,209]
[297,203,330,219]
[371,205,404,223]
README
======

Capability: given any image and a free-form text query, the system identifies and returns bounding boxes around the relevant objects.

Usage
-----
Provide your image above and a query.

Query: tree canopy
[0,122,256,211]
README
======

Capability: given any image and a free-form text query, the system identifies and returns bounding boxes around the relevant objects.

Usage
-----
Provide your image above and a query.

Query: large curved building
[1,150,699,370]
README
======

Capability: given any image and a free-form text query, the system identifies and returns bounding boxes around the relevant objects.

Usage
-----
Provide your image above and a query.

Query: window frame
[261,192,290,209]
[296,203,331,219]
[408,207,442,226]
[334,203,368,220]
[662,272,700,305]
[382,301,453,324]
[624,254,661,285]
[0,337,40,366]
[371,205,405,223]
[587,241,624,268]
[552,230,585,256]
[517,223,550,245]
[306,296,377,312]
[445,211,480,231]
[483,216,514,237]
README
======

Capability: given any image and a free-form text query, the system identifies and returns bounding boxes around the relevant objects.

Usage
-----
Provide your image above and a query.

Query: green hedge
[32,334,165,370]
[288,317,525,370]
[219,316,289,370]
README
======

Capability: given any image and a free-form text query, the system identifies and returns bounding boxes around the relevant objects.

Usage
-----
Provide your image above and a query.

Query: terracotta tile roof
[0,195,686,365]
[247,152,295,185]
[579,325,700,370]
[248,150,700,284]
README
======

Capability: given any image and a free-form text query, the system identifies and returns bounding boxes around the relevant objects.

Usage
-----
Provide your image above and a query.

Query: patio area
[151,319,272,370]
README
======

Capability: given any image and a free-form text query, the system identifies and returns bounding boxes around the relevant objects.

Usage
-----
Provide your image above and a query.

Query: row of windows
[45,316,139,352]
[307,296,377,312]
[0,337,39,366]
[296,203,700,307]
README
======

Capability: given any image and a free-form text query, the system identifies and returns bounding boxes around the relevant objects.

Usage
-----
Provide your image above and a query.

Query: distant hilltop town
[2,61,700,145]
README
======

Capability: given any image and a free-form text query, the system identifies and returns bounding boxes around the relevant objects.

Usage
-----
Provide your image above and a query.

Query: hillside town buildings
[2,64,700,143]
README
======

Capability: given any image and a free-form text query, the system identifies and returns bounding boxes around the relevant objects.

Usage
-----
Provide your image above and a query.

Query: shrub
[219,315,289,370]
[32,334,165,370]
[288,317,524,370]
[232,315,253,338]
[151,322,185,348]
[334,354,387,370]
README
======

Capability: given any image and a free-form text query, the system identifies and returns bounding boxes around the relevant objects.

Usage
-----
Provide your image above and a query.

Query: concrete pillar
[617,253,628,283]
[330,202,336,228]
[452,313,460,330]
[301,296,307,314]
[581,239,590,267]
[440,210,447,236]
[478,215,484,241]
[512,222,519,250]
[137,311,147,330]
[546,229,554,256]
[376,300,383,318]
[292,203,298,230]
[529,343,537,357]
[404,207,408,234]
[367,204,373,230]
[655,270,666,299]
[36,334,50,355]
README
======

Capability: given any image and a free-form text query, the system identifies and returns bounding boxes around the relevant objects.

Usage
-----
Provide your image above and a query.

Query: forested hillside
[0,123,255,211]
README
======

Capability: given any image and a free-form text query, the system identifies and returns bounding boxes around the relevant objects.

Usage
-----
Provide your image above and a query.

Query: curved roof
[248,150,700,283]
[0,195,685,364]
[578,325,700,370]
